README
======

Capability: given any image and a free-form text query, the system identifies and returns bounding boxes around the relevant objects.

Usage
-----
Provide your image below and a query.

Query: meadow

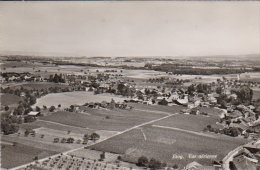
[89,125,247,167]
[39,108,166,131]
[34,91,128,108]
[0,93,23,106]
[9,82,69,90]
[1,142,57,169]
[153,113,223,132]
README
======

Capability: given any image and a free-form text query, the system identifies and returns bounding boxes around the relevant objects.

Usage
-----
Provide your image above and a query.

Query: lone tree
[4,105,9,111]
[49,106,55,112]
[110,99,115,110]
[100,152,105,161]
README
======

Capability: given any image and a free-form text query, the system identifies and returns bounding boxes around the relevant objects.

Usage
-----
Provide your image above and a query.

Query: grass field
[39,108,166,131]
[20,119,93,134]
[89,125,247,167]
[153,114,222,132]
[0,93,23,106]
[1,142,57,169]
[34,91,128,108]
[129,103,185,114]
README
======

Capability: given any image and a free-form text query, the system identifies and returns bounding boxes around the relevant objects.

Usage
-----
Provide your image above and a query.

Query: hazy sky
[1,1,259,57]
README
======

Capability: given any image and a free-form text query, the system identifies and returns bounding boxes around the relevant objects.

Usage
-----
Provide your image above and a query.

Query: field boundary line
[37,119,120,133]
[37,119,88,130]
[134,108,171,115]
[152,125,218,139]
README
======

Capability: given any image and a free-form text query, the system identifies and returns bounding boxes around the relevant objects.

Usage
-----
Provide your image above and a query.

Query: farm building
[28,111,40,117]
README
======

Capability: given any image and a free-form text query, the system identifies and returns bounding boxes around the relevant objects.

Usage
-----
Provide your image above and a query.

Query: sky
[0,1,260,57]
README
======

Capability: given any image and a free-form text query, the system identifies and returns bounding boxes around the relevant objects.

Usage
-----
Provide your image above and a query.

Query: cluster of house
[218,104,260,139]
[67,101,133,113]
[0,72,44,83]
[221,140,260,170]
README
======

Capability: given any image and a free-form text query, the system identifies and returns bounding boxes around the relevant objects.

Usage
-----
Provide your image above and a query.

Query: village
[1,57,260,170]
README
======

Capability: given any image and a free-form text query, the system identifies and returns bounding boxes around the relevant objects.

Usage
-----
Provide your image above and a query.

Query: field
[89,125,247,167]
[1,61,35,69]
[20,119,94,135]
[153,114,223,132]
[128,103,185,114]
[34,91,129,108]
[0,93,23,106]
[1,142,57,169]
[39,108,166,131]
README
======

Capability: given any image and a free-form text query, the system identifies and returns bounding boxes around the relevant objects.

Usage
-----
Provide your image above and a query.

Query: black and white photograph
[0,1,260,169]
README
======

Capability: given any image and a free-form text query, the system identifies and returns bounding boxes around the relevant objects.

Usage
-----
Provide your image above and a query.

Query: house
[232,148,259,170]
[185,161,217,170]
[28,111,40,117]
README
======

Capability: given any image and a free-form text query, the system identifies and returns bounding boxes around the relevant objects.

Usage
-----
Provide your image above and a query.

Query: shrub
[100,152,105,161]
[4,105,9,111]
[67,137,74,143]
[158,98,168,105]
[24,115,36,123]
[90,133,100,142]
[148,158,162,169]
[53,138,59,143]
[61,138,66,143]
[137,156,148,167]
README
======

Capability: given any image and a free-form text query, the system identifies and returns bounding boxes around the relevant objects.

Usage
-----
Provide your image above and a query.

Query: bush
[53,138,59,143]
[158,98,168,106]
[24,115,36,123]
[117,156,122,161]
[90,133,100,142]
[148,158,162,169]
[67,137,74,143]
[137,156,148,167]
[4,105,9,111]
[172,164,178,169]
[61,138,66,143]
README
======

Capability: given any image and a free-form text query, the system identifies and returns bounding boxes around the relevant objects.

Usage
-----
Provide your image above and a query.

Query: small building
[28,111,40,117]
